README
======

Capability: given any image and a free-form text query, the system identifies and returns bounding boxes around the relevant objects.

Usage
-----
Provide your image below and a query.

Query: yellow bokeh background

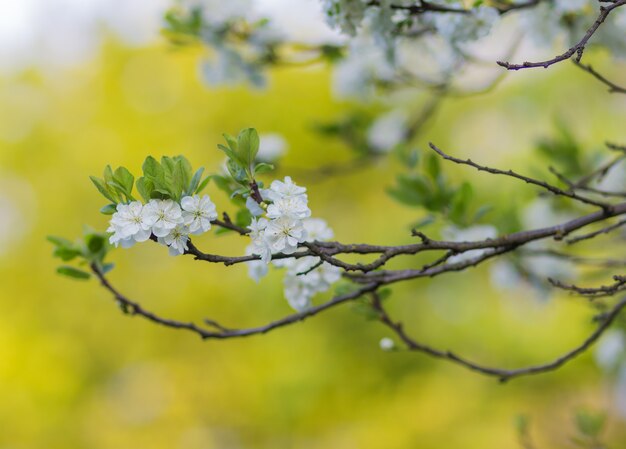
[0,35,625,448]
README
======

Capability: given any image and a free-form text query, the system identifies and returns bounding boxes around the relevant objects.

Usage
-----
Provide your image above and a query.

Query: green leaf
[575,411,605,439]
[217,143,245,168]
[187,167,204,195]
[113,166,134,196]
[160,156,178,198]
[84,233,106,255]
[238,128,260,168]
[142,156,162,181]
[57,266,91,280]
[100,204,117,215]
[174,155,193,192]
[47,235,74,248]
[195,175,211,194]
[103,165,114,184]
[449,182,473,225]
[223,133,238,152]
[100,263,115,274]
[90,176,117,203]
[254,162,274,175]
[388,174,432,207]
[227,158,249,185]
[425,153,441,181]
[135,176,154,203]
[53,247,82,261]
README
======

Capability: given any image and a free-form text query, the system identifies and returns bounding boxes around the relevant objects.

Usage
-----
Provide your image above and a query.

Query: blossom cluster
[107,195,218,256]
[245,177,341,311]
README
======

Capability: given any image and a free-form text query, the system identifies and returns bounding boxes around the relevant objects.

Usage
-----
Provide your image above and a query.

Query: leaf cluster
[90,156,210,214]
[47,229,113,280]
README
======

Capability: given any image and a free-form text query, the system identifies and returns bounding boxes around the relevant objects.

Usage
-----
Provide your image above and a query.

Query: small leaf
[47,235,74,248]
[238,128,260,168]
[113,166,134,196]
[90,176,117,203]
[100,204,117,215]
[135,177,154,203]
[195,175,211,194]
[575,411,605,439]
[254,162,274,175]
[187,167,204,195]
[57,266,91,280]
[425,153,441,181]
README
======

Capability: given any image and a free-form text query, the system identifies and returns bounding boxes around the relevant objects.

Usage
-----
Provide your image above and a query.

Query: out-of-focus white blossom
[181,194,217,235]
[595,330,626,371]
[322,0,368,36]
[379,337,395,351]
[157,224,189,256]
[245,244,269,282]
[143,199,183,238]
[367,109,407,153]
[303,218,334,242]
[248,217,272,263]
[442,225,497,264]
[257,133,288,162]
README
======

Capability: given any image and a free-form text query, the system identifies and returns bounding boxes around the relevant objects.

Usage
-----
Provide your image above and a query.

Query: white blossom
[107,201,152,248]
[245,244,269,282]
[322,0,368,36]
[248,217,272,263]
[266,196,311,220]
[379,337,395,351]
[303,218,334,242]
[181,194,217,235]
[144,199,183,238]
[157,224,189,256]
[246,196,265,217]
[257,133,288,162]
[283,275,317,311]
[595,330,626,371]
[367,110,408,153]
[265,216,307,254]
[265,176,307,202]
[442,225,498,264]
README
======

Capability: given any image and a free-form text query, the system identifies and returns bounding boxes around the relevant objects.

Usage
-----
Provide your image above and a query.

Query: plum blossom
[157,224,189,256]
[181,194,217,235]
[248,217,272,263]
[265,216,307,254]
[108,201,152,248]
[265,176,307,202]
[144,199,183,237]
[266,196,311,220]
[442,225,498,264]
[246,196,265,217]
[367,110,408,153]
[303,218,334,242]
[379,337,395,351]
[257,133,287,163]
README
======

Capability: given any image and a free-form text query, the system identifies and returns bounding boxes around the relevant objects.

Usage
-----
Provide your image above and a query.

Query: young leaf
[188,167,204,195]
[238,128,260,168]
[90,176,117,203]
[100,204,117,215]
[195,175,211,194]
[57,266,91,280]
[135,177,154,203]
[113,166,134,196]
[254,162,274,175]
